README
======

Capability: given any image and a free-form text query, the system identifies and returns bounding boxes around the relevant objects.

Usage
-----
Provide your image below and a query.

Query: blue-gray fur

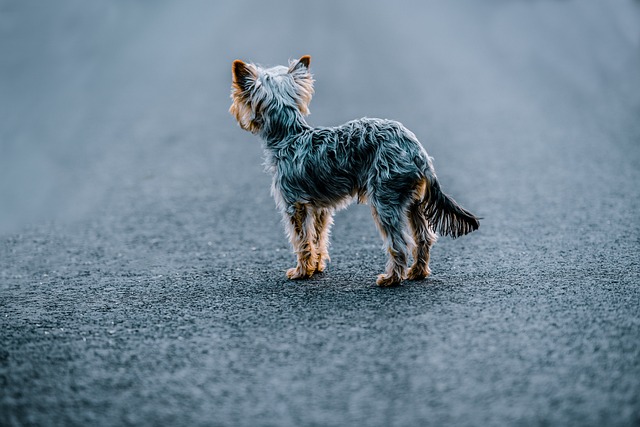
[230,56,479,286]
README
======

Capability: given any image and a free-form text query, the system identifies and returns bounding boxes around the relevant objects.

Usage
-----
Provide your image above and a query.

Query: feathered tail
[423,177,480,238]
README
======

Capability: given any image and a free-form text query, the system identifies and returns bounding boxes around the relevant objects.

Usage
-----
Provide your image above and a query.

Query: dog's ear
[287,56,314,116]
[288,55,311,74]
[230,60,261,133]
[232,60,257,92]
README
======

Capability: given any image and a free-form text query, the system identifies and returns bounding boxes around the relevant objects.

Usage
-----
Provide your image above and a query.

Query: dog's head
[230,56,314,134]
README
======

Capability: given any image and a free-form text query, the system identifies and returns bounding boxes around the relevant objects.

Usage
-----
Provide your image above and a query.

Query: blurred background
[1,0,638,234]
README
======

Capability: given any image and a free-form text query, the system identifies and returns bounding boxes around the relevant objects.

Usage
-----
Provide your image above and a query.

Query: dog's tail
[423,176,480,238]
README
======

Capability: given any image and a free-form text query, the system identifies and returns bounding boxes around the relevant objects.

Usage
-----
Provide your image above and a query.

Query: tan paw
[376,273,403,287]
[407,266,431,281]
[315,253,330,273]
[286,266,312,280]
[315,259,327,273]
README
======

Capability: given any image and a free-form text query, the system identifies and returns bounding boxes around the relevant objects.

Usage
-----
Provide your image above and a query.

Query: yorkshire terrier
[230,55,479,286]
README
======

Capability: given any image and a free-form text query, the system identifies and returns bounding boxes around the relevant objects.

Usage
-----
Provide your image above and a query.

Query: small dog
[230,55,479,286]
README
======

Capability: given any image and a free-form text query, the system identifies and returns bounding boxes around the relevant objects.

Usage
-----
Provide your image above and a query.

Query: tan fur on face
[231,57,314,133]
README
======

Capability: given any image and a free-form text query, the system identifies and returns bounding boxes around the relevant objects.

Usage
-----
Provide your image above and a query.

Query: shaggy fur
[230,55,479,286]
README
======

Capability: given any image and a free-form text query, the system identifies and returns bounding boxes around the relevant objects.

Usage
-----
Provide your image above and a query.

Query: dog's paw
[315,259,327,274]
[314,252,329,273]
[376,273,402,287]
[286,266,313,280]
[407,265,431,281]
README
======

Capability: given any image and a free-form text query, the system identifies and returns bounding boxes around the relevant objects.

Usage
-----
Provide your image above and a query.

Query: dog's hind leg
[284,203,317,280]
[370,201,412,287]
[312,207,333,273]
[407,199,437,280]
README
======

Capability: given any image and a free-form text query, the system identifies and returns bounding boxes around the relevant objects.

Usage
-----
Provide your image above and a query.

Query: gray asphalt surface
[1,1,640,426]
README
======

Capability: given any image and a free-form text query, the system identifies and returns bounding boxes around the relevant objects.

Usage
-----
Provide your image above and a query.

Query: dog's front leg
[312,207,333,273]
[284,203,317,280]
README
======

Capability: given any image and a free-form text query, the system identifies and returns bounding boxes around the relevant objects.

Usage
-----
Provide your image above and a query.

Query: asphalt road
[1,1,640,426]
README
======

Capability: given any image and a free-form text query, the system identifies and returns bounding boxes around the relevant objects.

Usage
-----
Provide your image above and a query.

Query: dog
[230,55,479,286]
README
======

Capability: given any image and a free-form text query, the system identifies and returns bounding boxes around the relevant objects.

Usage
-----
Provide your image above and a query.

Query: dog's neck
[259,105,311,147]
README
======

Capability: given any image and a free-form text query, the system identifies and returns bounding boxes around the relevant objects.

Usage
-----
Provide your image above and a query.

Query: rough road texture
[1,1,639,426]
